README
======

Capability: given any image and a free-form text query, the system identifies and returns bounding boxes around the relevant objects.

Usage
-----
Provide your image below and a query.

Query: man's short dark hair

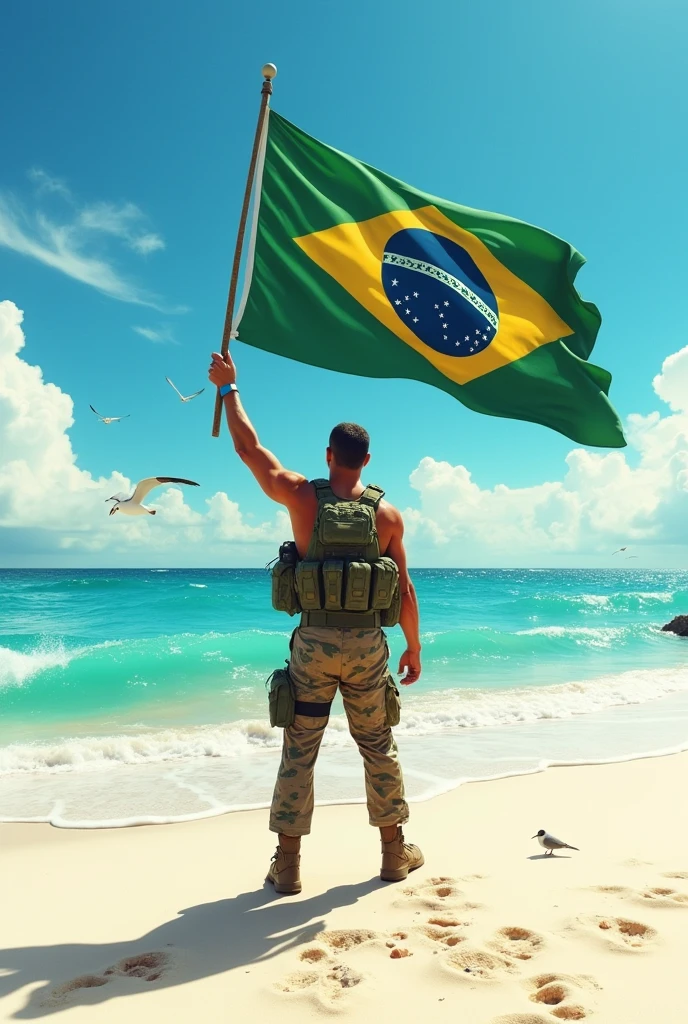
[329,422,370,470]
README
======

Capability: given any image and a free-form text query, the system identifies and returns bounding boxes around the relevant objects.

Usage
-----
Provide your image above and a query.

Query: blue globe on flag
[381,228,499,357]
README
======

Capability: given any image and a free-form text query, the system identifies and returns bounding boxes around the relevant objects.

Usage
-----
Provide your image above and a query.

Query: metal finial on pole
[211,63,277,438]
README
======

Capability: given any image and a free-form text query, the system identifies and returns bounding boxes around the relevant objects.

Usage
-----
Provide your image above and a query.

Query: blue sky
[1,0,687,567]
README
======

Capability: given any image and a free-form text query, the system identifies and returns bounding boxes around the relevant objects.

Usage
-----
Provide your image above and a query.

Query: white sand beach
[2,752,687,1023]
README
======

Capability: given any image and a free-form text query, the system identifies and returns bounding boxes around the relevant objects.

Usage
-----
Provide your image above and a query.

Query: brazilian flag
[237,112,625,448]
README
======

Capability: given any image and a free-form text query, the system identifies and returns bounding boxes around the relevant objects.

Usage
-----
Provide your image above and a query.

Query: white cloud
[28,168,72,200]
[0,172,170,308]
[652,346,688,413]
[78,201,165,255]
[0,301,286,562]
[206,492,290,543]
[404,345,688,562]
[133,325,175,344]
[131,233,165,255]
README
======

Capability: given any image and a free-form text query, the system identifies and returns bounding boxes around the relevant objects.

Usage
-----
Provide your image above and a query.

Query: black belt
[299,610,381,628]
[294,700,332,718]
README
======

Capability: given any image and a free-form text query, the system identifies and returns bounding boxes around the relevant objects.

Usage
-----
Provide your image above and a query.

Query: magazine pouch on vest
[267,665,295,728]
[380,578,402,626]
[271,541,301,616]
[295,561,322,610]
[322,560,344,610]
[344,561,371,611]
[371,557,398,610]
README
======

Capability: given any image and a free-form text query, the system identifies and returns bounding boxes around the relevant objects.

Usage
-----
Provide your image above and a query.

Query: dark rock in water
[662,615,688,636]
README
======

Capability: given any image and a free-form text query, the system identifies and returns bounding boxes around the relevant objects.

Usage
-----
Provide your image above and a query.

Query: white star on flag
[404,295,410,301]
[391,279,398,286]
[464,335,470,341]
[413,317,419,323]
[434,304,439,309]
[413,292,419,298]
[394,299,401,306]
[439,312,444,318]
[444,301,449,306]
[405,308,411,315]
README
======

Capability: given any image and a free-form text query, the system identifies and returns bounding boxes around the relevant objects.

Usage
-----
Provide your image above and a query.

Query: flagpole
[211,62,277,438]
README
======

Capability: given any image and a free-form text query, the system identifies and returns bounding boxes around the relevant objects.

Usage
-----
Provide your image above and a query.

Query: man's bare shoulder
[377,498,403,529]
[284,475,317,509]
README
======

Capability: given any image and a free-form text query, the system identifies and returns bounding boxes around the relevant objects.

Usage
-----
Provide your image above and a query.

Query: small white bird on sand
[90,405,130,424]
[532,830,579,856]
[165,377,205,403]
[107,477,199,517]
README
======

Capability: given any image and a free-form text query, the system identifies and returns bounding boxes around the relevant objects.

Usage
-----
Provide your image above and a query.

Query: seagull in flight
[107,477,199,517]
[612,546,627,555]
[90,405,130,424]
[165,377,205,403]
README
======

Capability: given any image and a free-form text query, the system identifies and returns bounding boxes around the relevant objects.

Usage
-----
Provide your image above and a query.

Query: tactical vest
[271,479,401,628]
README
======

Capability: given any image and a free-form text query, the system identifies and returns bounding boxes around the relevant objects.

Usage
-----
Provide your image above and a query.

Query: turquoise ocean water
[1,568,688,827]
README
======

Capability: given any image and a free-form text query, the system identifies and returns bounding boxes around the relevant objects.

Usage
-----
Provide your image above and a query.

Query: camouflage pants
[269,626,409,836]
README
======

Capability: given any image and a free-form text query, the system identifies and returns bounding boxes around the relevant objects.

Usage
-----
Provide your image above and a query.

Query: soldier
[209,350,424,894]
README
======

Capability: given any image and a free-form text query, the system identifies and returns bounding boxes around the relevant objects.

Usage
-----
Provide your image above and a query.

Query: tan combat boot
[266,845,302,894]
[380,827,425,882]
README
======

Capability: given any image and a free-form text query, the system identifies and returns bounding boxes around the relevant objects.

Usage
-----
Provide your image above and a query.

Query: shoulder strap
[358,483,385,509]
[311,478,336,504]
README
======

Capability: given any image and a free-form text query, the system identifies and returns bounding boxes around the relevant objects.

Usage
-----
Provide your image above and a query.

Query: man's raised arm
[208,351,306,506]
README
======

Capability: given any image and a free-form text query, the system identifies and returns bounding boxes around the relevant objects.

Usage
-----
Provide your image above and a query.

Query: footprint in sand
[662,870,688,880]
[527,972,600,1020]
[638,886,688,907]
[491,1016,552,1024]
[442,947,517,981]
[417,922,467,948]
[488,926,545,961]
[275,962,364,1006]
[398,876,482,912]
[590,883,688,908]
[108,951,168,981]
[299,947,331,964]
[576,914,658,951]
[276,930,381,1006]
[47,952,168,1005]
[50,975,109,1000]
[317,928,379,951]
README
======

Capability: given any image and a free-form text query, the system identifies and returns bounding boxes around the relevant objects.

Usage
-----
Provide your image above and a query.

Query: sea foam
[2,664,687,775]
[0,643,73,688]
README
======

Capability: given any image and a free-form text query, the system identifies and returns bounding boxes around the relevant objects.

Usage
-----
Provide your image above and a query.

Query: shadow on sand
[0,877,382,1018]
[527,853,572,860]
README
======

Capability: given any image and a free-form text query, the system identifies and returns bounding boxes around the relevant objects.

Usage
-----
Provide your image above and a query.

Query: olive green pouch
[344,561,371,611]
[267,666,295,728]
[385,675,401,727]
[295,561,323,610]
[380,581,402,627]
[318,503,373,548]
[271,561,301,616]
[370,557,399,610]
[322,559,344,610]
